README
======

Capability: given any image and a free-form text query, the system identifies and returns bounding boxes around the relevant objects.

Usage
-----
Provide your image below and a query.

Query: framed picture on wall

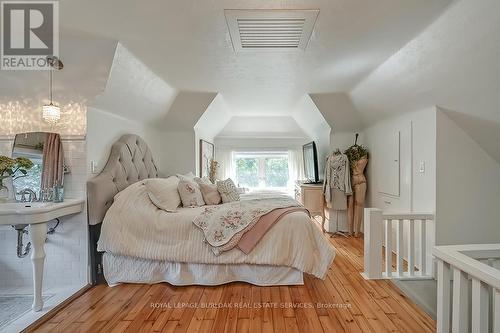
[199,140,215,178]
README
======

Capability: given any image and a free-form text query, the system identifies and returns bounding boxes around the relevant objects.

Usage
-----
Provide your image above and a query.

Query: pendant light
[42,56,64,124]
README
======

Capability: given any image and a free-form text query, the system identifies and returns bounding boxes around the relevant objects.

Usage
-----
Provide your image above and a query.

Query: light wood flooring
[29,236,435,333]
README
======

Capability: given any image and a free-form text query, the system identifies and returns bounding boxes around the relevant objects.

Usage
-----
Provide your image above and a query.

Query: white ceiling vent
[225,9,319,52]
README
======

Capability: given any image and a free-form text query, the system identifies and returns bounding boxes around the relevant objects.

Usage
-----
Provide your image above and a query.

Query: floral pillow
[197,182,221,205]
[178,180,205,207]
[216,178,240,203]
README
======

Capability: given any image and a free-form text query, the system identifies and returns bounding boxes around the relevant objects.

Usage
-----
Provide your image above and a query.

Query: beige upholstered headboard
[87,134,159,225]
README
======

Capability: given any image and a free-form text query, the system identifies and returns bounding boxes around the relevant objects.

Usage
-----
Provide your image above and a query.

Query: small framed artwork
[199,139,215,178]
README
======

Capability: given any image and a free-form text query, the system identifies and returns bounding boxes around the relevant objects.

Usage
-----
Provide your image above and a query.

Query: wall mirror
[12,132,64,201]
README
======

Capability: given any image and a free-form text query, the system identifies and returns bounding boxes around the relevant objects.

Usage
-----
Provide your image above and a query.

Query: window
[234,152,289,190]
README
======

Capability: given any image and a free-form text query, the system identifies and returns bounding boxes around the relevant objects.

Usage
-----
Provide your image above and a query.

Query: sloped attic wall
[344,0,500,316]
[87,44,232,176]
[350,0,500,162]
[309,92,365,154]
[0,30,116,136]
[87,43,181,175]
[293,95,331,177]
[90,43,177,125]
[309,92,364,133]
[214,114,311,175]
[195,94,231,175]
[436,109,500,245]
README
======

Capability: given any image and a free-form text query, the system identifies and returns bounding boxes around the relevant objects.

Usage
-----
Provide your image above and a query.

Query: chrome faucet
[18,189,38,202]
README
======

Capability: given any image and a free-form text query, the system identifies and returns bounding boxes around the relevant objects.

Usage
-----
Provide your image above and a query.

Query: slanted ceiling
[225,9,319,51]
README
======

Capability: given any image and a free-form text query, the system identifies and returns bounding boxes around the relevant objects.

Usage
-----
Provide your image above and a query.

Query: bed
[87,134,335,286]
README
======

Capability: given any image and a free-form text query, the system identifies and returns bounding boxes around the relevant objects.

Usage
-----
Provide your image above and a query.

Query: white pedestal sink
[0,199,84,311]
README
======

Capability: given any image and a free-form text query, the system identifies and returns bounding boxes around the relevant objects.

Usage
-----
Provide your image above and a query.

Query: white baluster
[437,260,451,333]
[408,220,415,276]
[385,219,392,277]
[363,208,383,279]
[419,219,426,276]
[452,268,469,333]
[396,219,404,276]
[494,288,500,333]
[471,278,489,333]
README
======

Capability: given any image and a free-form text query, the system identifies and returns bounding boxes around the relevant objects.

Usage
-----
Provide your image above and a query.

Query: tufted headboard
[87,134,159,226]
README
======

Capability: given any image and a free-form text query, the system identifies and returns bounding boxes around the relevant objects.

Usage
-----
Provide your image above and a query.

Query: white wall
[435,109,500,245]
[364,107,436,213]
[90,43,177,125]
[87,107,148,175]
[310,93,365,132]
[217,116,308,139]
[194,94,232,176]
[351,0,500,124]
[215,137,309,151]
[330,131,364,152]
[293,95,331,179]
[87,107,195,176]
[151,131,196,176]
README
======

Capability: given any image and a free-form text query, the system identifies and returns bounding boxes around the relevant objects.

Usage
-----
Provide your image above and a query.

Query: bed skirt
[103,253,304,287]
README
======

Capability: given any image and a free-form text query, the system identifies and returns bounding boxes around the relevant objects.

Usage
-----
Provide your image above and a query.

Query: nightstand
[294,181,325,231]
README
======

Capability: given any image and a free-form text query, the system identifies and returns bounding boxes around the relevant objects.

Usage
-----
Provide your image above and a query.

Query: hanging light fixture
[42,56,64,124]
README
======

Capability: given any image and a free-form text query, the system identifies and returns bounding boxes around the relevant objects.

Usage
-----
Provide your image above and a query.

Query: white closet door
[379,130,400,197]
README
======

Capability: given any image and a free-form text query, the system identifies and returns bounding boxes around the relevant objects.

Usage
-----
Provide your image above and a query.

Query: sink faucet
[19,189,37,202]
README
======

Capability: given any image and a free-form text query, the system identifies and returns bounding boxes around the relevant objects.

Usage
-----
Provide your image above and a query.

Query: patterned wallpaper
[0,100,87,136]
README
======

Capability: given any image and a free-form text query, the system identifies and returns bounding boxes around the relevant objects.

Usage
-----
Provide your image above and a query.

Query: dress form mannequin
[347,157,368,236]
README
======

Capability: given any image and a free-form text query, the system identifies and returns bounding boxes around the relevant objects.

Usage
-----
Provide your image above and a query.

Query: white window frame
[233,151,289,190]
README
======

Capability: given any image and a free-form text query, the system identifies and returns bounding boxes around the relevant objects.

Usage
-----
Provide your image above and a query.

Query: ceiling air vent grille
[225,10,319,52]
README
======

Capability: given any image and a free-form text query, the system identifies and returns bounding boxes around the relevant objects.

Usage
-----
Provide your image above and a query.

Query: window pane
[235,158,259,187]
[13,159,42,198]
[265,157,288,188]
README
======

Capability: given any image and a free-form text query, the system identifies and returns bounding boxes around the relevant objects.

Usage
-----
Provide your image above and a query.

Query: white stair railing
[433,244,500,333]
[362,208,435,280]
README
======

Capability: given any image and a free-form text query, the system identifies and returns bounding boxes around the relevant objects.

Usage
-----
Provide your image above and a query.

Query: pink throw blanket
[238,207,310,254]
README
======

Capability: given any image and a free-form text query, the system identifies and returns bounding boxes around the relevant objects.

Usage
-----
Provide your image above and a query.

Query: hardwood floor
[31,236,435,333]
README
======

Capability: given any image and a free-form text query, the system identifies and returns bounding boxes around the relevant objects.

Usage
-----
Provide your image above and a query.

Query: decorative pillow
[178,180,205,207]
[217,178,240,203]
[194,176,212,185]
[198,182,222,205]
[176,172,196,182]
[144,176,180,212]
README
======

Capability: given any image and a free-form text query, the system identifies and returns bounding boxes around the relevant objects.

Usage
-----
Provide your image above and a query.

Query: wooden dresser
[294,181,325,232]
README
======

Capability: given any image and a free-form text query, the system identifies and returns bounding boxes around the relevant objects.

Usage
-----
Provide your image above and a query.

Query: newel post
[362,208,383,279]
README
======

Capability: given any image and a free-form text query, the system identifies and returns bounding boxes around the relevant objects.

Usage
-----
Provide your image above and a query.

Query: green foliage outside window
[265,158,288,187]
[236,158,259,187]
[235,155,289,189]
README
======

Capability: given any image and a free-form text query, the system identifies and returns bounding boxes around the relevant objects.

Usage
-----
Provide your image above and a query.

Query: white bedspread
[97,182,335,279]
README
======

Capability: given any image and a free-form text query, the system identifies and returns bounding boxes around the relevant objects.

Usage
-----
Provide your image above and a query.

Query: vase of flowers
[208,159,219,184]
[0,156,34,202]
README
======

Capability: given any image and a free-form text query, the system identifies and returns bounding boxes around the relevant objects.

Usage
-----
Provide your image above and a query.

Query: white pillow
[194,176,212,185]
[144,177,181,212]
[217,178,240,203]
[178,180,205,207]
[176,172,196,182]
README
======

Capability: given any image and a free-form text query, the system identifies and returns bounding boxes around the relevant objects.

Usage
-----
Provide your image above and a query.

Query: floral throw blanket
[193,196,302,255]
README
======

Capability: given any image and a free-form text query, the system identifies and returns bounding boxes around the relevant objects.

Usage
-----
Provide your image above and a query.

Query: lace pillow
[178,180,205,207]
[144,176,180,212]
[217,178,240,203]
